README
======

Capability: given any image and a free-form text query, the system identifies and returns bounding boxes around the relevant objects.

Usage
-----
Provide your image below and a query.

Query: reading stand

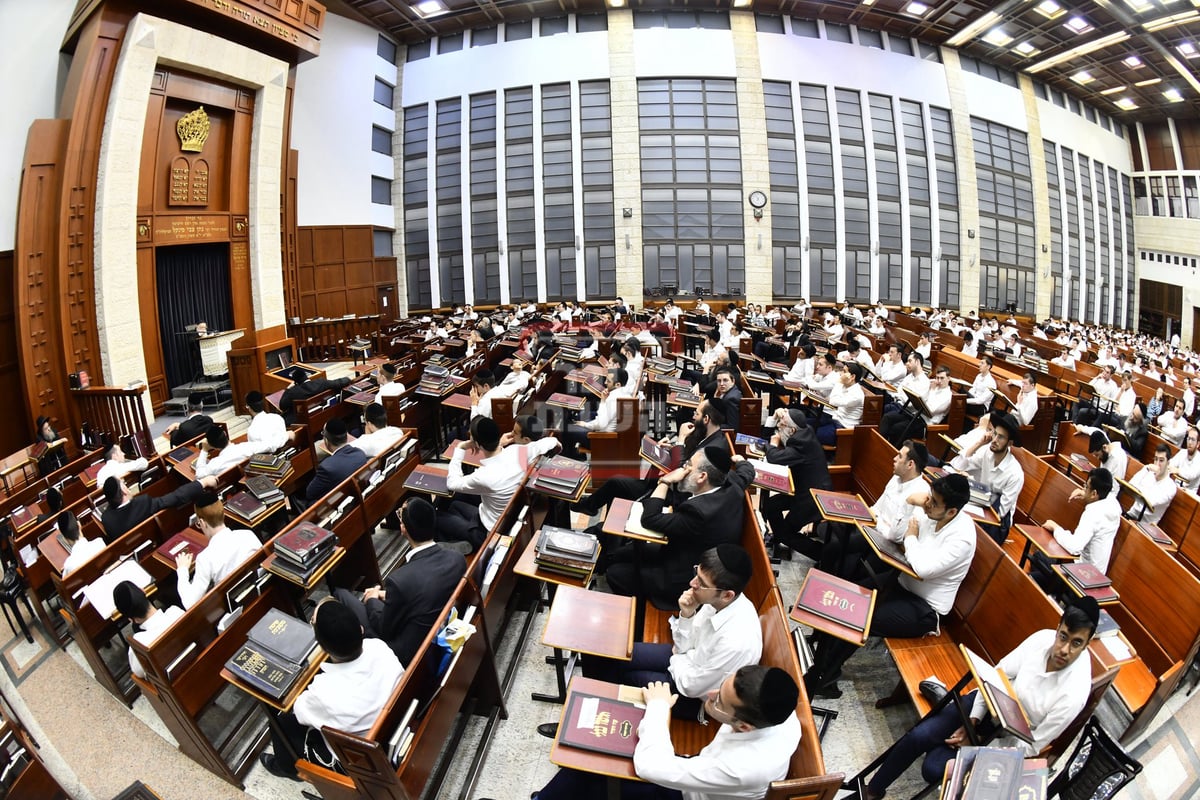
[601,498,669,544]
[536,586,635,704]
[549,677,644,785]
[1013,524,1074,571]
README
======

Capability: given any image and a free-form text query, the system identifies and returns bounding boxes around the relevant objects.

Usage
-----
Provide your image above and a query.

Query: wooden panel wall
[295,226,397,320]
[1142,122,1177,171]
[0,251,32,456]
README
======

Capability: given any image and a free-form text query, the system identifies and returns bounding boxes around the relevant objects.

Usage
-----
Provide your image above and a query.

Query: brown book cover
[403,465,451,496]
[245,474,284,502]
[547,392,587,411]
[345,390,375,406]
[962,747,1024,799]
[275,521,336,562]
[1134,520,1173,546]
[1068,453,1094,472]
[225,642,305,701]
[811,489,876,524]
[796,569,872,633]
[1060,561,1111,589]
[639,435,682,472]
[557,692,644,758]
[227,491,268,519]
[859,524,912,571]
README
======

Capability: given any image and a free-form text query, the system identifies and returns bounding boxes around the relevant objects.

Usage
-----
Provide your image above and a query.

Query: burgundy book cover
[9,505,34,530]
[83,461,105,484]
[1069,453,1093,472]
[227,491,268,519]
[1135,520,1172,546]
[548,393,586,411]
[812,489,875,524]
[156,529,209,562]
[345,390,375,406]
[796,569,872,632]
[276,521,336,560]
[557,693,644,758]
[752,465,792,494]
[1060,561,1111,589]
[639,436,682,472]
[404,466,450,495]
[536,456,589,484]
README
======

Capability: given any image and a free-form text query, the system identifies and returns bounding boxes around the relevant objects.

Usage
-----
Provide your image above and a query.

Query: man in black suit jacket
[606,446,754,609]
[100,473,217,544]
[164,394,213,447]
[761,408,832,552]
[279,373,352,425]
[335,498,466,664]
[296,419,366,512]
[701,365,743,431]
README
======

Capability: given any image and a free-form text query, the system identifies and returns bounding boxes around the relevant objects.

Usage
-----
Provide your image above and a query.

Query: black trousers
[268,710,334,774]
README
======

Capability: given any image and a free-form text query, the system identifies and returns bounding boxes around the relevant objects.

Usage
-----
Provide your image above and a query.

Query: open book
[960,645,1034,745]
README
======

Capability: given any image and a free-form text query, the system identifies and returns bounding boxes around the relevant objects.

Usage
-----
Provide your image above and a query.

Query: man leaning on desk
[100,473,219,544]
[518,665,801,800]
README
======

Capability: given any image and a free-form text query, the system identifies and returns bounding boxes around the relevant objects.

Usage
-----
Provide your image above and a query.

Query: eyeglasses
[691,565,721,592]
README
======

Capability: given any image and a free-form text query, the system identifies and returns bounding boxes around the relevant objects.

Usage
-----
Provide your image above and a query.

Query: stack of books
[645,356,678,375]
[244,452,289,478]
[270,522,337,584]
[530,456,589,500]
[418,371,457,395]
[224,608,318,701]
[245,474,285,505]
[534,525,600,579]
[1058,561,1118,603]
[558,344,585,362]
[226,490,269,521]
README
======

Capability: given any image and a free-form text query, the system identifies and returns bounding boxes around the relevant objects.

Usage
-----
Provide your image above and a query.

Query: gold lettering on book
[819,590,856,614]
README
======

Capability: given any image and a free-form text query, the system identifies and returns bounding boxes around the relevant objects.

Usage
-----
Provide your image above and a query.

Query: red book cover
[83,460,105,484]
[557,693,644,758]
[548,392,586,411]
[639,436,682,472]
[535,456,589,484]
[276,521,336,561]
[345,390,375,406]
[811,489,875,524]
[8,505,34,530]
[1135,520,1172,546]
[227,491,268,519]
[796,569,872,633]
[1060,561,1111,589]
[156,529,209,562]
[667,391,700,407]
[752,463,793,494]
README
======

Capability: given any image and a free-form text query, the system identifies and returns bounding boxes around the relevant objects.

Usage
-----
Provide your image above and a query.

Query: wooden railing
[70,385,153,457]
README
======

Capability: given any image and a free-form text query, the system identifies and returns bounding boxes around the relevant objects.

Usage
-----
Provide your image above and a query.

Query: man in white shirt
[442,416,560,550]
[530,665,801,800]
[60,511,105,576]
[468,369,503,420]
[875,344,907,385]
[258,599,403,781]
[550,545,761,734]
[563,368,633,459]
[354,403,406,459]
[965,355,997,416]
[1183,377,1196,418]
[1077,427,1128,482]
[175,493,261,609]
[193,425,267,480]
[1169,426,1200,491]
[1126,444,1178,524]
[94,444,148,491]
[244,391,290,452]
[806,474,976,699]
[879,366,952,446]
[821,314,845,343]
[914,332,933,360]
[113,581,184,681]
[1030,469,1122,602]
[887,352,930,408]
[1156,398,1189,446]
[815,363,865,447]
[1074,364,1119,425]
[863,599,1099,798]
[1009,371,1040,427]
[801,352,839,400]
[949,412,1025,541]
[374,362,406,406]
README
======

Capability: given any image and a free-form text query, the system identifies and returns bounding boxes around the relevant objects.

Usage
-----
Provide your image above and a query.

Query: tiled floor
[5,368,1193,799]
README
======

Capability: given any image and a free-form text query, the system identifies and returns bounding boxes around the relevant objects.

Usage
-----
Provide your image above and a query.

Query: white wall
[0,0,75,252]
[292,12,397,227]
[1037,98,1131,170]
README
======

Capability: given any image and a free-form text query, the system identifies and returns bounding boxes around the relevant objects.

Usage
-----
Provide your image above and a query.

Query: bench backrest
[958,537,1062,664]
[1108,522,1200,666]
[1009,447,1050,523]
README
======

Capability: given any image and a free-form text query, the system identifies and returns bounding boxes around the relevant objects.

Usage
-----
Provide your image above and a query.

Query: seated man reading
[175,492,261,609]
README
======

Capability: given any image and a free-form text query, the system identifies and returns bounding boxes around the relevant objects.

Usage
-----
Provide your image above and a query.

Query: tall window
[402,105,431,308]
[900,99,933,305]
[1079,156,1096,321]
[639,79,744,297]
[505,87,538,301]
[930,107,959,307]
[764,81,802,299]
[1044,141,1064,316]
[1096,160,1111,320]
[436,99,464,305]
[798,84,835,301]
[542,84,576,301]
[972,117,1034,314]
[470,92,501,304]
[1062,147,1080,319]
[580,81,616,299]
[837,88,871,303]
[1121,175,1134,328]
[870,93,901,305]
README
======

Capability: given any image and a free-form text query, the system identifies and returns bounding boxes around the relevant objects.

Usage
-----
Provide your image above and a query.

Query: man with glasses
[524,665,801,800]
[805,474,976,699]
[539,545,760,739]
[859,598,1100,799]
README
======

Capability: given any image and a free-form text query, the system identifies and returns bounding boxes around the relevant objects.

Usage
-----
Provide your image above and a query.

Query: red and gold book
[1134,520,1173,547]
[547,392,587,411]
[751,461,793,494]
[796,569,872,633]
[557,692,644,758]
[811,489,876,524]
[639,436,682,473]
[1059,561,1110,589]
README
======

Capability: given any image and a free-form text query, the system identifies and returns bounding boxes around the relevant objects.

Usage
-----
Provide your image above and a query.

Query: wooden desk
[36,533,69,574]
[549,677,642,783]
[789,569,876,647]
[152,528,209,571]
[538,586,635,704]
[514,536,595,590]
[220,647,327,713]
[1013,524,1074,570]
[1090,632,1138,671]
[441,440,485,468]
[601,498,667,545]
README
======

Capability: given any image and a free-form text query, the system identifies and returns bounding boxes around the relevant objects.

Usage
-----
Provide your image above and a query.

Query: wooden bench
[584,396,641,488]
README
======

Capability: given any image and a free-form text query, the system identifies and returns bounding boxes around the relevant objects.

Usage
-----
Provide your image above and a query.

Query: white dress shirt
[803,371,837,400]
[194,440,266,479]
[871,475,927,540]
[970,629,1091,756]
[1052,496,1122,573]
[1156,412,1188,446]
[176,526,261,609]
[633,698,801,800]
[96,457,148,490]
[891,371,930,406]
[448,437,559,530]
[1014,388,1039,427]
[62,537,106,575]
[375,380,406,406]
[129,606,185,678]
[876,357,907,385]
[785,357,814,383]
[294,638,404,739]
[1127,467,1178,524]
[967,372,997,407]
[1114,387,1137,419]
[898,510,976,616]
[699,344,728,372]
[829,383,865,428]
[668,593,762,699]
[471,385,506,420]
[247,411,289,452]
[1170,448,1200,491]
[580,386,634,433]
[921,384,952,426]
[950,447,1024,521]
[354,426,406,459]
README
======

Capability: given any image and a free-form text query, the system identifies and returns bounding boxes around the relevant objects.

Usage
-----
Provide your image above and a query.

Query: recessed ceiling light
[1099,85,1127,95]
[1178,42,1198,57]
[1123,0,1153,11]
[1014,41,1038,55]
[732,0,752,7]
[1135,76,1162,86]
[609,0,626,5]
[1065,16,1093,34]
[1072,70,1095,84]
[1123,54,1144,67]
[414,0,446,16]
[1114,97,1139,110]
[1036,0,1064,19]
[1164,87,1185,102]
[984,27,1013,47]
[906,1,930,16]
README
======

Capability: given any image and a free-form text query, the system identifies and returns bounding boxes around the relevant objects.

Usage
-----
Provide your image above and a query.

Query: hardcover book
[226,491,268,520]
[225,642,305,701]
[83,460,106,484]
[275,522,336,562]
[345,390,375,406]
[155,530,208,563]
[557,692,644,758]
[1134,520,1173,547]
[8,505,34,530]
[750,460,793,494]
[247,453,288,473]
[534,456,589,486]
[547,392,587,411]
[795,569,873,633]
[1094,609,1119,638]
[961,647,1034,745]
[1059,561,1111,589]
[639,436,683,472]
[246,608,318,666]
[245,475,284,503]
[166,446,194,464]
[811,489,876,524]
[667,391,701,407]
[403,465,451,496]
[536,526,600,560]
[961,747,1024,800]
[858,524,912,571]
